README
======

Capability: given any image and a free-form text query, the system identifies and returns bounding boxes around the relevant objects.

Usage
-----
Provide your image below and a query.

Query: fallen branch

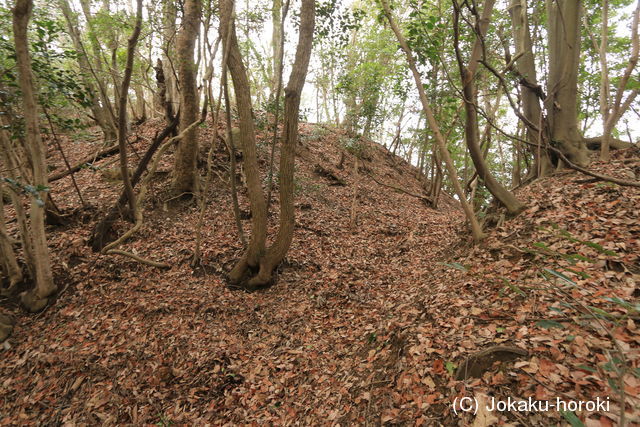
[47,143,119,182]
[551,145,640,188]
[367,173,433,204]
[106,249,170,269]
[89,118,178,251]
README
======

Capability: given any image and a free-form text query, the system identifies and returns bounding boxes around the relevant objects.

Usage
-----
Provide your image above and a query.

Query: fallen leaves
[1,121,639,425]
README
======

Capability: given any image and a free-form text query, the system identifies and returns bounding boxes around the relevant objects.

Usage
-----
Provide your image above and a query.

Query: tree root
[0,313,15,342]
[19,291,49,313]
[456,345,528,380]
[106,249,170,269]
[367,172,433,205]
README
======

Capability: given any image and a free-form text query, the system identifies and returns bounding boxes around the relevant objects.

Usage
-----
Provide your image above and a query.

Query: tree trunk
[245,0,315,289]
[116,0,143,216]
[545,0,589,167]
[509,0,552,177]
[162,0,179,121]
[220,0,269,284]
[172,0,202,194]
[12,0,57,312]
[0,178,22,292]
[222,0,315,288]
[59,0,117,142]
[79,0,117,132]
[381,0,484,241]
[270,0,283,100]
[454,0,525,216]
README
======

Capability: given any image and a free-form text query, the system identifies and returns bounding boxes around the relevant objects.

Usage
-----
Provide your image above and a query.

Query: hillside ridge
[1,121,638,425]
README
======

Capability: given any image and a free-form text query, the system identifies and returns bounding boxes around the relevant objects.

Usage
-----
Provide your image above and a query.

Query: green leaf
[445,361,456,376]
[576,364,596,373]
[501,278,526,297]
[588,306,612,319]
[607,377,620,391]
[560,410,584,427]
[543,268,576,287]
[536,319,565,329]
[583,241,617,256]
[441,262,468,271]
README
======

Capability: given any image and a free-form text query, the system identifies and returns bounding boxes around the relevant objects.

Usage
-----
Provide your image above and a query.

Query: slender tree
[173,0,202,194]
[12,0,57,311]
[453,0,525,215]
[222,0,316,288]
[380,0,485,242]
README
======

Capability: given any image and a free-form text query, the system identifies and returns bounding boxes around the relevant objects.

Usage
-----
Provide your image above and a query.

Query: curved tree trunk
[12,0,57,312]
[381,0,484,242]
[116,0,143,216]
[454,0,525,216]
[221,0,315,289]
[220,0,269,284]
[244,0,315,289]
[172,0,202,194]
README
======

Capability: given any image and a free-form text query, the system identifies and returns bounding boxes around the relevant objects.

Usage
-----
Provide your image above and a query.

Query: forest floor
[0,118,639,426]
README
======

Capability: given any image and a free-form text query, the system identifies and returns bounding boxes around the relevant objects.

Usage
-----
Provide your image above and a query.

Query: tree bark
[220,0,269,284]
[172,0,202,194]
[453,0,525,216]
[244,0,315,289]
[381,0,484,241]
[545,0,589,167]
[508,0,551,177]
[116,0,143,215]
[162,1,179,121]
[0,178,22,292]
[13,0,57,311]
[270,0,283,100]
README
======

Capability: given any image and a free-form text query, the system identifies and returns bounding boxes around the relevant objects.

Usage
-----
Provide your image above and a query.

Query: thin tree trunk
[115,0,143,216]
[12,0,57,311]
[79,0,117,129]
[220,0,269,284]
[453,0,525,215]
[381,0,484,241]
[224,69,247,246]
[0,178,22,292]
[242,0,315,289]
[59,0,117,141]
[349,156,359,229]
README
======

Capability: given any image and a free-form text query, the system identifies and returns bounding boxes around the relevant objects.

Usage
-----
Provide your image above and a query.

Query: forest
[0,0,639,424]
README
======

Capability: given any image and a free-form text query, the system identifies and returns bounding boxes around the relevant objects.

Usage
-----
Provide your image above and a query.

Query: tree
[172,0,202,194]
[452,0,525,215]
[589,0,639,161]
[59,0,118,142]
[11,0,57,312]
[222,0,316,289]
[380,0,485,242]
